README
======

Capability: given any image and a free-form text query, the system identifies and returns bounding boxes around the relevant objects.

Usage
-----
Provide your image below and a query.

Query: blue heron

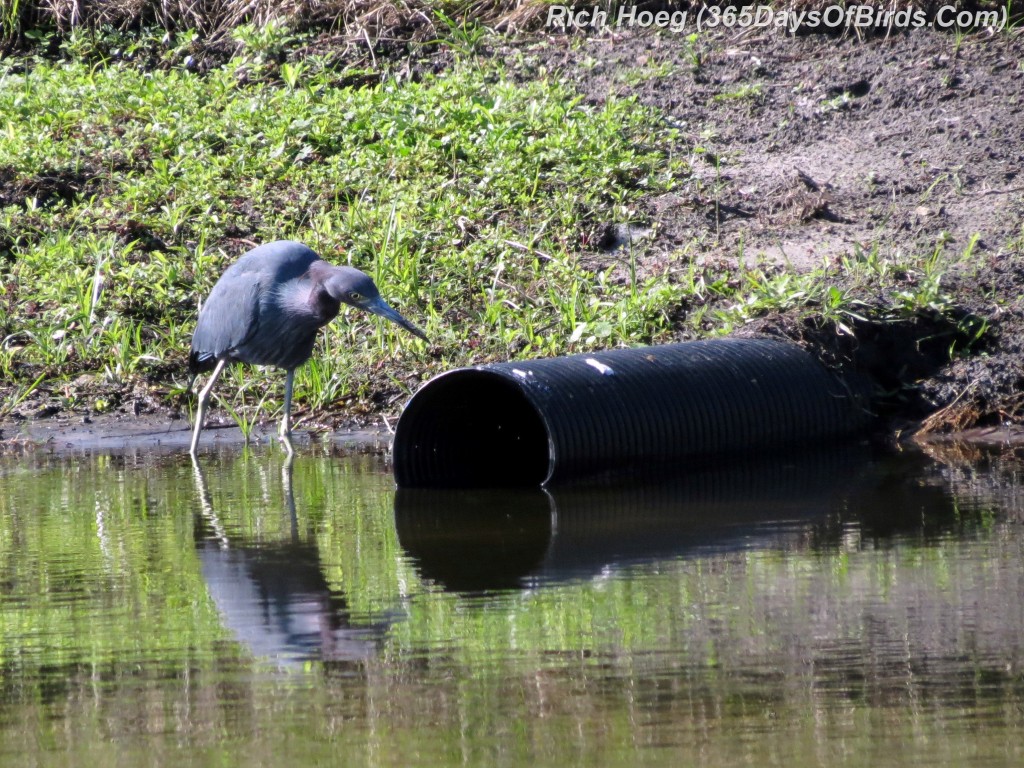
[188,240,427,455]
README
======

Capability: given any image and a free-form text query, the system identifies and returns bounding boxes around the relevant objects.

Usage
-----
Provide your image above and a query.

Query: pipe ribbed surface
[393,338,870,488]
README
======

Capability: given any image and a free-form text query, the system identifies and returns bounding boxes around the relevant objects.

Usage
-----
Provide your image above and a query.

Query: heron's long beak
[365,297,428,342]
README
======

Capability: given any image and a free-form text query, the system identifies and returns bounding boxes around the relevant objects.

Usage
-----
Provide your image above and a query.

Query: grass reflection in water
[0,446,1020,767]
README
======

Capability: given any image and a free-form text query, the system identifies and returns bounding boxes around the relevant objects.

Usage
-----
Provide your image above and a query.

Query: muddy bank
[2,26,1023,452]
[0,412,391,456]
[517,26,1023,435]
[539,27,1023,271]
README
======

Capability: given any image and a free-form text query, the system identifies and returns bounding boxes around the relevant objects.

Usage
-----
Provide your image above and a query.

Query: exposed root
[916,381,979,434]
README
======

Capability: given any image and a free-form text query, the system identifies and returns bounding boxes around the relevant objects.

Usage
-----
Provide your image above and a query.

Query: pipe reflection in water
[192,459,387,664]
[394,448,965,592]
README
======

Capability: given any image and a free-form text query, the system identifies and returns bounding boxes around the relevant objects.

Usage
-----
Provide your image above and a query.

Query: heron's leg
[279,368,295,457]
[190,359,226,457]
[281,460,297,537]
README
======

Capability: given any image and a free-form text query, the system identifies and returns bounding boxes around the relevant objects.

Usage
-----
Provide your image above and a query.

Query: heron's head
[326,266,428,342]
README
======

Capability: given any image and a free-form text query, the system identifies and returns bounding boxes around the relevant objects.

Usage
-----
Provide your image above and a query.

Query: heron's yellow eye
[348,291,363,302]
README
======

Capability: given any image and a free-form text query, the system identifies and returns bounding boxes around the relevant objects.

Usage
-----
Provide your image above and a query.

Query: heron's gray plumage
[191,241,325,372]
[188,240,426,456]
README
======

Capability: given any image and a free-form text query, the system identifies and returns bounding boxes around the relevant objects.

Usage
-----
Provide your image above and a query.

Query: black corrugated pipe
[392,338,872,488]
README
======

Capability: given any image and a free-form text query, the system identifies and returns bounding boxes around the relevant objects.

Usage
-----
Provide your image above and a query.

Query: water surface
[0,444,1021,766]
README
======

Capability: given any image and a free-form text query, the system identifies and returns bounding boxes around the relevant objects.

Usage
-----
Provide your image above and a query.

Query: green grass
[649,236,986,359]
[0,35,689,420]
[713,83,764,102]
[0,24,986,427]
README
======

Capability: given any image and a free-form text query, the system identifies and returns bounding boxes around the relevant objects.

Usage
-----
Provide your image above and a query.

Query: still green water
[0,444,1021,767]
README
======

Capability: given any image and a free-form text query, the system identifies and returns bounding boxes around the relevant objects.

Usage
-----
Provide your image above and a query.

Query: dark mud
[0,410,391,456]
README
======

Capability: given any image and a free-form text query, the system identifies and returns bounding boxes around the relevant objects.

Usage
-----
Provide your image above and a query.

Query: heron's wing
[189,271,264,372]
[189,242,322,373]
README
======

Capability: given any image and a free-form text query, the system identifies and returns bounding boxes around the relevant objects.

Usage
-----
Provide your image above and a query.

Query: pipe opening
[393,371,550,488]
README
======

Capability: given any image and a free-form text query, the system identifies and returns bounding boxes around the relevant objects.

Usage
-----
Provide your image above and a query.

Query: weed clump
[0,0,547,50]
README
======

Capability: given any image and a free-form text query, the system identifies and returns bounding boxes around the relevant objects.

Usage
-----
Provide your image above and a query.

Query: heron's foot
[278,428,295,457]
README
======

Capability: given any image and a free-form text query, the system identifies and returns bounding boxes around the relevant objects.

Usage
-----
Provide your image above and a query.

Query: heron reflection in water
[191,457,389,664]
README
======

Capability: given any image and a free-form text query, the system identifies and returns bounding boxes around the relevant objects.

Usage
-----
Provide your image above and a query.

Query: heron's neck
[277,261,341,324]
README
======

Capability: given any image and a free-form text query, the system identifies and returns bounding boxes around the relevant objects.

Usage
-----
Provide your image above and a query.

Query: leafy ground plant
[0,18,1007,433]
[0,37,683,423]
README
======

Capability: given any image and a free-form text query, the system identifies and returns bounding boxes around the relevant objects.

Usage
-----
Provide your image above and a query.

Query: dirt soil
[544,28,1024,270]
[506,25,1024,436]
[3,25,1024,451]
